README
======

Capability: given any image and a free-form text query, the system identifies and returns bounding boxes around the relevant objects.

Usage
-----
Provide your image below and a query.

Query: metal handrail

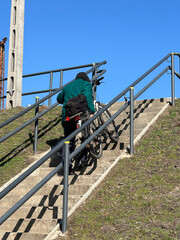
[0,62,105,82]
[0,59,173,199]
[0,53,179,228]
[0,60,106,129]
[0,65,172,225]
[0,69,106,143]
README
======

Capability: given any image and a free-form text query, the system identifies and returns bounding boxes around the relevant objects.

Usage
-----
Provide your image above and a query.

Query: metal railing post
[62,141,69,233]
[92,63,97,100]
[171,53,175,106]
[60,70,63,88]
[48,71,53,106]
[130,87,134,155]
[34,97,39,154]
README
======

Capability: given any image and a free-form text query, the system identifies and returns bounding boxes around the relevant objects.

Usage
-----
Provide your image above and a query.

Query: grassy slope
[58,99,180,240]
[0,105,63,187]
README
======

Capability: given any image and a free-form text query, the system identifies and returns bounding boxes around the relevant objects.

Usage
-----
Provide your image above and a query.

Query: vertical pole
[130,87,134,155]
[92,63,97,100]
[34,97,39,154]
[48,71,53,106]
[60,70,63,88]
[171,53,175,107]
[62,141,69,234]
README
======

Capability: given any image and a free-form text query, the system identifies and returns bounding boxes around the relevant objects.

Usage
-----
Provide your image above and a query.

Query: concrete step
[4,171,100,191]
[3,183,92,199]
[0,194,80,209]
[109,98,169,114]
[0,206,62,220]
[0,219,56,234]
[109,98,169,112]
[0,232,47,240]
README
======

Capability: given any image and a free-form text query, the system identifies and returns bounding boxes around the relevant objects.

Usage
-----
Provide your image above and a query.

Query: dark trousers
[62,120,88,165]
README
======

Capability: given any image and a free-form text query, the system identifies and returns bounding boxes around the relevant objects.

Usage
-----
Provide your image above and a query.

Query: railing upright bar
[130,87,134,155]
[48,72,53,106]
[92,63,97,100]
[171,53,175,106]
[62,141,70,233]
[34,97,39,154]
[60,70,63,88]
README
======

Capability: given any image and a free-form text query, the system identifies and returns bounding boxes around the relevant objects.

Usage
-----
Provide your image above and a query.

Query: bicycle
[75,77,119,160]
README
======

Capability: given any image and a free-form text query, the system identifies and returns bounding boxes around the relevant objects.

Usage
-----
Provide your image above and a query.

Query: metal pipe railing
[0,69,106,143]
[0,51,177,83]
[134,66,170,100]
[174,70,180,79]
[0,62,102,82]
[0,63,173,199]
[62,141,70,233]
[0,162,64,225]
[0,102,58,143]
[130,87,134,155]
[0,71,107,198]
[34,97,39,154]
[0,53,179,229]
[0,64,170,200]
[0,99,130,224]
[0,60,106,129]
[48,71,53,106]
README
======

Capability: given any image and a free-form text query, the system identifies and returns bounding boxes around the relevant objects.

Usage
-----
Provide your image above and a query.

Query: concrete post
[6,0,25,109]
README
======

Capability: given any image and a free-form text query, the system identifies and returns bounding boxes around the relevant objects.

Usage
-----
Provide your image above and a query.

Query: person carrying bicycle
[57,72,95,173]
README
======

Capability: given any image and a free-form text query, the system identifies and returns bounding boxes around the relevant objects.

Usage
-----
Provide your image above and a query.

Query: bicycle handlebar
[92,77,104,85]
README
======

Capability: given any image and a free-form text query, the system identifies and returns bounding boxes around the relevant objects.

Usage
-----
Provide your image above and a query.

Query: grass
[57,99,180,240]
[0,105,63,187]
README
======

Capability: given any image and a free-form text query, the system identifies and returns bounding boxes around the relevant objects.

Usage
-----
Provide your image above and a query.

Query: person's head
[75,72,90,82]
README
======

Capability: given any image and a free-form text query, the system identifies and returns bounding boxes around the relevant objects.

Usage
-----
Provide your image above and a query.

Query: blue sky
[0,0,180,107]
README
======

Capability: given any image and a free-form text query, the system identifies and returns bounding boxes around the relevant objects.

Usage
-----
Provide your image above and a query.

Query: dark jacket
[57,78,95,122]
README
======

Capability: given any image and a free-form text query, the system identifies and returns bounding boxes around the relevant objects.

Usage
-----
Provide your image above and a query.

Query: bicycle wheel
[88,121,103,159]
[82,119,103,159]
[98,103,119,143]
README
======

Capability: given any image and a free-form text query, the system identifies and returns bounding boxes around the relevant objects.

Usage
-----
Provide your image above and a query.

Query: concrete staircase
[0,98,170,239]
